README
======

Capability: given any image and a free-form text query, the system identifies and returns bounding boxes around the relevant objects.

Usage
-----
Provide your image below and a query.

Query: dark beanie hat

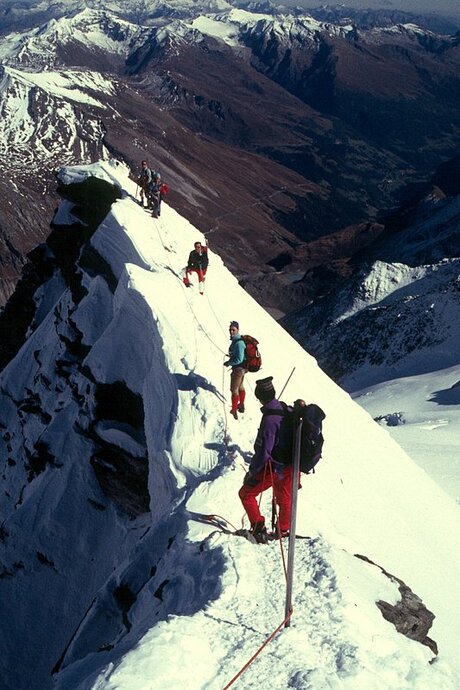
[229,320,239,329]
[255,376,275,400]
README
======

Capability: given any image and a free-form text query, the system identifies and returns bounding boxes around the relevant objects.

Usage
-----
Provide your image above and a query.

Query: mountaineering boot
[251,521,269,545]
[270,528,290,540]
[230,395,239,420]
[238,390,246,414]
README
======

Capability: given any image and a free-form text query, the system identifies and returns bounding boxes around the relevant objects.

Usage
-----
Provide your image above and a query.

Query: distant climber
[224,321,247,420]
[137,160,152,208]
[238,376,293,543]
[183,241,209,294]
[149,171,163,218]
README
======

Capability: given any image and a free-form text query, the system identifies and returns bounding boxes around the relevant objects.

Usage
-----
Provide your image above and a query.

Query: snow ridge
[1,161,460,689]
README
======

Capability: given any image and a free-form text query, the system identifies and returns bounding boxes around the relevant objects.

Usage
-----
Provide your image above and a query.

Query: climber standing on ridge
[137,160,152,208]
[238,376,293,544]
[183,241,209,294]
[224,321,247,420]
[149,171,163,218]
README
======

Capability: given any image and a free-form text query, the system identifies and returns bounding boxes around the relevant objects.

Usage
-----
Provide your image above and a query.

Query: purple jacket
[249,398,285,476]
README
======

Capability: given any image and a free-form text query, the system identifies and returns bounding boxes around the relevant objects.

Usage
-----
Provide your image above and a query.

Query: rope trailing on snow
[137,196,297,690]
[221,472,292,690]
[221,608,293,690]
[153,217,227,356]
[201,513,239,532]
[150,214,234,478]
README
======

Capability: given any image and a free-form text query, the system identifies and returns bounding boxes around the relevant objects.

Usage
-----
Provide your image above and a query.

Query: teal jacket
[224,334,246,368]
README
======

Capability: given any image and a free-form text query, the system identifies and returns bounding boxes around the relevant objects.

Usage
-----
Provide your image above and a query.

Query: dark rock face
[91,381,149,516]
[0,178,120,372]
[94,382,145,429]
[374,412,406,427]
[0,179,58,306]
[0,174,152,521]
[90,445,149,517]
[356,554,438,656]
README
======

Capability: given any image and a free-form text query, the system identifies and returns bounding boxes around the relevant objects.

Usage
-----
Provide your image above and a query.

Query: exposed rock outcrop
[355,554,438,656]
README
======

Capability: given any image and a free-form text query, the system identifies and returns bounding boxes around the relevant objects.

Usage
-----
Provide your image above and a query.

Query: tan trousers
[230,367,246,396]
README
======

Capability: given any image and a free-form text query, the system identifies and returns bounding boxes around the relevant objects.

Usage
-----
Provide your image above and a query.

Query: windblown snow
[0,161,460,690]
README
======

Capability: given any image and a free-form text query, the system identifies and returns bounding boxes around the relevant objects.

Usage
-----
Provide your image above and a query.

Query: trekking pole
[279,367,295,400]
[284,409,302,628]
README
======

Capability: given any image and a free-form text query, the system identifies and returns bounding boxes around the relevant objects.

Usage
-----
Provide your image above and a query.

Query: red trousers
[239,464,293,532]
[184,267,207,286]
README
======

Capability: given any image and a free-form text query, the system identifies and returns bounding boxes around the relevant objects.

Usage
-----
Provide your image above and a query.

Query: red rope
[221,462,293,689]
[203,513,239,532]
[221,609,293,690]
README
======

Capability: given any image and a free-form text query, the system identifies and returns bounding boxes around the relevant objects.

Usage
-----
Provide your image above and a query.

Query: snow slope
[354,365,460,504]
[1,161,460,689]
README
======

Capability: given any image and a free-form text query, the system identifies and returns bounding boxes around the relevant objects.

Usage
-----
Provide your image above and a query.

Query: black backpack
[265,402,326,474]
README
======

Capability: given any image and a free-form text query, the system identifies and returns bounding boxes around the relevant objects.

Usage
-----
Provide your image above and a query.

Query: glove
[243,472,258,487]
[223,361,230,367]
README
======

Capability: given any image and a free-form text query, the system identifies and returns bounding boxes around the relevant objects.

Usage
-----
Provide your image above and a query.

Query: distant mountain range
[0,0,459,315]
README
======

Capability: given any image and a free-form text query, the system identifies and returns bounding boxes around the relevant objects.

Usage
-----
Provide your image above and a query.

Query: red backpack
[242,335,262,372]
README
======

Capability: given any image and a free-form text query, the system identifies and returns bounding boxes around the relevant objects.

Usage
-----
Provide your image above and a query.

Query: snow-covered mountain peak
[283,183,460,403]
[1,160,460,689]
[0,9,150,68]
[332,260,432,324]
[214,10,356,46]
[366,19,452,47]
[0,64,113,178]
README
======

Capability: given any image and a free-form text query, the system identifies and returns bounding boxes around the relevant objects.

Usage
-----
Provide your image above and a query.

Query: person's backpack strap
[262,402,292,465]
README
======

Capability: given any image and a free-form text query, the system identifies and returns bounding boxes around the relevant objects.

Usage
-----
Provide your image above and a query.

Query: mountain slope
[1,4,460,315]
[0,161,460,689]
[281,191,460,390]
